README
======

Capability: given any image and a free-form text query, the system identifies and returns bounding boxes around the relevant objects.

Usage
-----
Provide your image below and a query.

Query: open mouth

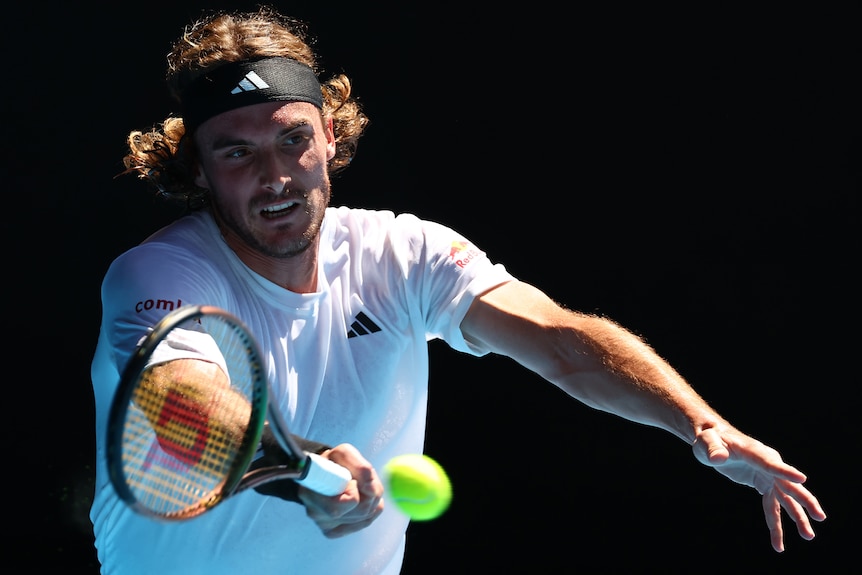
[261,200,299,218]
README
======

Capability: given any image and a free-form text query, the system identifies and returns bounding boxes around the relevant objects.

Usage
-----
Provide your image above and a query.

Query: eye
[283,133,310,147]
[279,124,315,149]
[227,147,250,159]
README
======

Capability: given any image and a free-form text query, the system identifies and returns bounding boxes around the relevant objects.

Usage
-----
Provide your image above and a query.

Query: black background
[8,1,858,573]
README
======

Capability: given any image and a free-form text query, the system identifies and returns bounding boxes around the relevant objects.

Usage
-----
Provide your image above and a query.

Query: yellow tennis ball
[384,454,452,521]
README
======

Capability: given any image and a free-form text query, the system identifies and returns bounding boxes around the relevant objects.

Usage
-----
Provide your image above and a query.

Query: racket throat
[247,423,302,476]
[244,422,311,499]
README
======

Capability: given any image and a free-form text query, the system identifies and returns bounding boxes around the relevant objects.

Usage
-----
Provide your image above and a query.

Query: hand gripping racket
[107,304,351,520]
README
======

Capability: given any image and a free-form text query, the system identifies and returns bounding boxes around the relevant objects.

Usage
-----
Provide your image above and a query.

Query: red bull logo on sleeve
[448,240,483,269]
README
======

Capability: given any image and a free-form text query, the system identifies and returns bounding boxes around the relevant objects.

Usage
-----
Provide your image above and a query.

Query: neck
[243,242,320,293]
[213,213,321,294]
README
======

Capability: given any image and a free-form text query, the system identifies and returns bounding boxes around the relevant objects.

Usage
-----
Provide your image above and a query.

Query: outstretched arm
[460,279,826,552]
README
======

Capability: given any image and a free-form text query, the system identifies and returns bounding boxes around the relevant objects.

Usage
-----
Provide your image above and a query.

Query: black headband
[180,57,323,132]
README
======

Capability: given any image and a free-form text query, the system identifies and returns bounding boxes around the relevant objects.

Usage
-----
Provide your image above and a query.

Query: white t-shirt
[90,207,514,574]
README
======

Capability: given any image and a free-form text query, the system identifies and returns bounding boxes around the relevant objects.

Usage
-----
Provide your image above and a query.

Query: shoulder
[327,205,398,230]
[140,211,219,253]
[101,212,227,294]
[326,206,460,247]
[111,212,219,264]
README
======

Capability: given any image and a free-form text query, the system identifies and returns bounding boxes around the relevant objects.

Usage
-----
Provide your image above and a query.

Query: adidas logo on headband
[231,71,270,94]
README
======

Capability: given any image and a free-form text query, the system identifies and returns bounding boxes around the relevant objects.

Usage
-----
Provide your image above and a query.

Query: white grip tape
[297,452,352,496]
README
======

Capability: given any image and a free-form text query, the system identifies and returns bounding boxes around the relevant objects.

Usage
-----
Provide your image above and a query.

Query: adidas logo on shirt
[347,311,381,339]
[231,71,270,94]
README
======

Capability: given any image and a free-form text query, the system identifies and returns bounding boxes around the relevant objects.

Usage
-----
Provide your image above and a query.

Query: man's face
[193,100,336,260]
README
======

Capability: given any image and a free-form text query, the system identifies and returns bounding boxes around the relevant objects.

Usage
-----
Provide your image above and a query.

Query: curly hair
[120,6,369,209]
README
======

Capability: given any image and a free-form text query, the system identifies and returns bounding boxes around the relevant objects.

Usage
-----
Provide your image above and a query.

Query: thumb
[692,427,730,466]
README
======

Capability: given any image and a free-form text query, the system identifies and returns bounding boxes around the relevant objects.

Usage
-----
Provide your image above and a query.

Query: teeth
[262,201,297,213]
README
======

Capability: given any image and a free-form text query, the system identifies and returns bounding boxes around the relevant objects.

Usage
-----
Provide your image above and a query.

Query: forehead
[195,100,324,138]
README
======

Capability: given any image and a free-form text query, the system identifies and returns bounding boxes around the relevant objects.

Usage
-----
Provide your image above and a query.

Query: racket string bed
[117,313,262,518]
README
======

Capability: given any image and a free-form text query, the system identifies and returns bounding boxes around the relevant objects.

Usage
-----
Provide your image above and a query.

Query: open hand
[692,425,827,552]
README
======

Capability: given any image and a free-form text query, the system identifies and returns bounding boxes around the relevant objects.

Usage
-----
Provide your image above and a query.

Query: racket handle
[298,452,352,496]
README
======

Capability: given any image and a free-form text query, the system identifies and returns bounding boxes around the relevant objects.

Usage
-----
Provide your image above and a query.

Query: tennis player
[89,6,826,574]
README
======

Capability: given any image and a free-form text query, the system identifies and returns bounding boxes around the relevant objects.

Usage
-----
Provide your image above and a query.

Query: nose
[259,149,290,193]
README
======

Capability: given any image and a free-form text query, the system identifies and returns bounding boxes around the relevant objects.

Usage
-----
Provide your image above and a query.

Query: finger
[299,480,361,521]
[325,446,385,515]
[326,446,384,498]
[352,464,384,500]
[721,434,809,483]
[775,478,827,542]
[775,486,816,542]
[761,488,785,553]
[321,507,384,539]
[776,478,827,522]
[299,475,386,539]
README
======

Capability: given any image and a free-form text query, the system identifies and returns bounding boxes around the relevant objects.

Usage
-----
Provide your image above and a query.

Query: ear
[193,163,208,189]
[324,116,336,161]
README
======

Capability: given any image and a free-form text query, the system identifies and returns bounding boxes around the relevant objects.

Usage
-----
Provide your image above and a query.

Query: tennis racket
[107,304,351,520]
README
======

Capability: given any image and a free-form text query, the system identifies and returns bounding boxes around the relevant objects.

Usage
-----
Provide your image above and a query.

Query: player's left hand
[691,425,827,552]
[298,443,385,538]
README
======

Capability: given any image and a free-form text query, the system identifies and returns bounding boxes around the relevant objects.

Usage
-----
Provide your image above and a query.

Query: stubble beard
[213,182,331,259]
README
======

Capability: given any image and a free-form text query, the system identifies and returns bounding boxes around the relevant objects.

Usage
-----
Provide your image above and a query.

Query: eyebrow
[209,136,251,151]
[208,121,314,151]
